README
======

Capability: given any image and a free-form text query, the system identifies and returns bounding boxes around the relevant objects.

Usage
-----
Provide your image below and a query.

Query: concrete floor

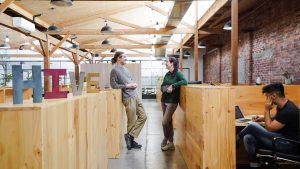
[109,99,188,169]
[108,99,300,169]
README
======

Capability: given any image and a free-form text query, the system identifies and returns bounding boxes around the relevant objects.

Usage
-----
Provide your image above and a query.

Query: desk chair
[256,137,300,169]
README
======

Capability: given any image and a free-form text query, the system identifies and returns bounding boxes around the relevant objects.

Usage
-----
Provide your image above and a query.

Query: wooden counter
[0,92,108,169]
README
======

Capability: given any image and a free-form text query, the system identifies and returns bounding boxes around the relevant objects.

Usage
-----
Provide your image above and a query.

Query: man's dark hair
[262,83,285,98]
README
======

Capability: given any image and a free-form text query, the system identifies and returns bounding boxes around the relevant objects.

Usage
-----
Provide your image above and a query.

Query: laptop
[235,105,251,123]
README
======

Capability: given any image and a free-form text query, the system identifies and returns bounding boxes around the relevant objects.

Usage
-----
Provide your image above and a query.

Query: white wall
[182,48,205,82]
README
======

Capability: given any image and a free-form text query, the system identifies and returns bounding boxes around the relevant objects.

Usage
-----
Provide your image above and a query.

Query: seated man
[237,83,299,168]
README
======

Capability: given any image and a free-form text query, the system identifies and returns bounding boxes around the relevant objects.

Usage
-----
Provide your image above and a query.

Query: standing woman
[160,56,187,151]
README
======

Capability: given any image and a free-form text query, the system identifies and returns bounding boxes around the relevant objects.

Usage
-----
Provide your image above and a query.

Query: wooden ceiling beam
[47,28,195,35]
[29,41,43,55]
[99,16,142,29]
[197,0,229,29]
[49,34,70,56]
[2,1,50,28]
[127,49,150,55]
[146,4,169,16]
[115,36,144,45]
[78,36,112,45]
[60,50,75,63]
[81,44,190,49]
[0,0,14,13]
[100,53,149,57]
[0,13,86,57]
[58,2,150,27]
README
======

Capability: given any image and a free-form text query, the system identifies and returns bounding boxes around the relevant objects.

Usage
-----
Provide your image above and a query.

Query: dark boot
[132,140,142,149]
[124,133,133,150]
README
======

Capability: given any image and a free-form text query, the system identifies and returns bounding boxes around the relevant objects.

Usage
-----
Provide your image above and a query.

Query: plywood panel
[86,92,108,169]
[233,85,300,116]
[0,92,109,169]
[0,109,42,169]
[202,88,235,169]
[176,86,235,169]
[81,63,142,99]
[106,89,125,158]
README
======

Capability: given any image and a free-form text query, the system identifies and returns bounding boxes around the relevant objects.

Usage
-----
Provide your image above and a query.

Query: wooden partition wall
[81,63,142,99]
[176,85,236,169]
[176,85,300,169]
[0,89,126,169]
[233,85,300,116]
[106,89,126,158]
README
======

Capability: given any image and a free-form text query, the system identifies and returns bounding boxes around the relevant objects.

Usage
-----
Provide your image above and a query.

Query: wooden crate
[176,86,235,169]
[106,89,126,158]
[0,92,108,169]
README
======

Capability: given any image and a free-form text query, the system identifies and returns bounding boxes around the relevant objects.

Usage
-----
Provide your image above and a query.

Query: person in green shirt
[160,56,187,151]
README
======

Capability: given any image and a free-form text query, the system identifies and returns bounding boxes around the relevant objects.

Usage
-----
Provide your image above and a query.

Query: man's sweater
[110,65,138,100]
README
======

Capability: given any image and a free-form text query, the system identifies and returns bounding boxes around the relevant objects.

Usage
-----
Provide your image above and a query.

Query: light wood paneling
[233,85,300,116]
[81,63,142,99]
[106,89,126,158]
[0,92,108,169]
[176,86,235,169]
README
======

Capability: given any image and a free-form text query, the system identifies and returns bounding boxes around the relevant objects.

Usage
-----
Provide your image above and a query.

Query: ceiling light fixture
[50,0,73,7]
[223,20,232,30]
[48,23,61,32]
[198,41,206,48]
[110,48,117,53]
[155,21,160,31]
[101,39,111,45]
[70,35,79,49]
[0,43,10,49]
[101,21,112,33]
[184,51,191,57]
[5,36,9,42]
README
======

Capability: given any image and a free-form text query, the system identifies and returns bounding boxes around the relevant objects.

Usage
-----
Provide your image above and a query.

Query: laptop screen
[235,105,244,119]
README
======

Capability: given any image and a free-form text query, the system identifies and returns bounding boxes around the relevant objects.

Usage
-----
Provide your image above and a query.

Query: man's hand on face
[265,96,274,111]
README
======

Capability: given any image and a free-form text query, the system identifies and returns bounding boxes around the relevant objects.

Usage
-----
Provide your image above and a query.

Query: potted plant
[282,70,292,84]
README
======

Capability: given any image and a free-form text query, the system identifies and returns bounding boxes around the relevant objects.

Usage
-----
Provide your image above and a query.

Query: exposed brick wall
[204,0,300,84]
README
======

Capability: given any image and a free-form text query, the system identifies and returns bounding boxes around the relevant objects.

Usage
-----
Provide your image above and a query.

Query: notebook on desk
[235,105,252,123]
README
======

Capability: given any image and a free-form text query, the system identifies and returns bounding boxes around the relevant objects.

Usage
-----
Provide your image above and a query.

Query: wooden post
[231,0,238,85]
[41,35,50,91]
[194,0,199,81]
[179,40,183,71]
[72,53,80,83]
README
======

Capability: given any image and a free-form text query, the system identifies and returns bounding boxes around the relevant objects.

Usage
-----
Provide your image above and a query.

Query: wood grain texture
[176,86,235,169]
[0,92,109,169]
[106,89,126,158]
[233,85,300,116]
[81,63,142,99]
